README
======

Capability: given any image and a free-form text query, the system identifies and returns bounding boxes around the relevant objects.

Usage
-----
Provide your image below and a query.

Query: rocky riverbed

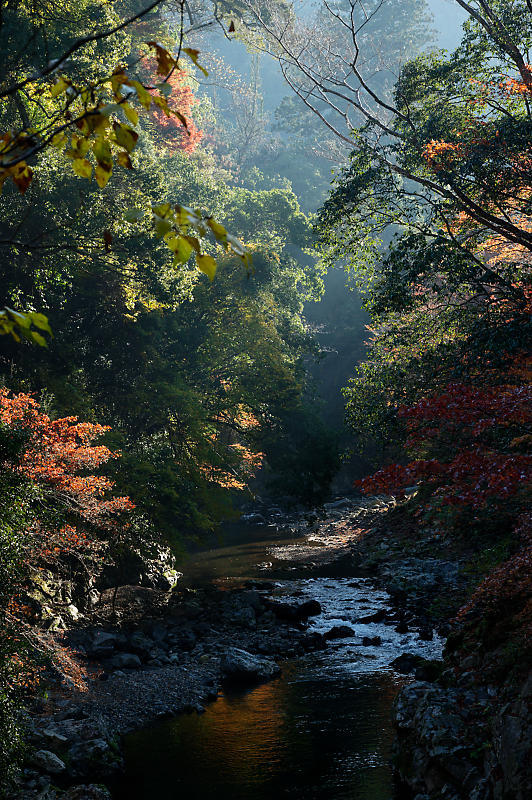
[11,494,531,800]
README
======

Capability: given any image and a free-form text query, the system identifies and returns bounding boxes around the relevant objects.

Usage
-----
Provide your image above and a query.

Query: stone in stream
[356,609,387,624]
[324,625,356,640]
[266,598,322,622]
[391,653,428,675]
[220,647,281,683]
[323,498,352,511]
[362,636,382,647]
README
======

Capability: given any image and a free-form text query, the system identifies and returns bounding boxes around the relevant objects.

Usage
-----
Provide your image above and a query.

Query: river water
[116,523,442,800]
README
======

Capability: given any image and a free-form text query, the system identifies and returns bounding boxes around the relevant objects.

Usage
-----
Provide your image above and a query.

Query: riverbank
[10,495,531,800]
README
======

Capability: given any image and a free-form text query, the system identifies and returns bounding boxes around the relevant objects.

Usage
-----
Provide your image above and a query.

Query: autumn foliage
[149,65,203,153]
[357,380,532,524]
[0,389,134,561]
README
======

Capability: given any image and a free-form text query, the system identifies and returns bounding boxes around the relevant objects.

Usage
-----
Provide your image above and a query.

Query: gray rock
[128,632,155,657]
[362,635,382,646]
[323,625,356,640]
[241,512,266,524]
[323,498,352,511]
[150,623,168,643]
[40,728,68,746]
[356,609,387,623]
[110,652,141,669]
[32,750,66,774]
[90,631,117,656]
[220,648,281,683]
[239,590,264,613]
[68,738,121,779]
[226,604,256,629]
[267,598,322,622]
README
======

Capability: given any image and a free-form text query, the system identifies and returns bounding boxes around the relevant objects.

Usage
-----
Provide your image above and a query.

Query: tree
[0,389,134,564]
[0,389,134,790]
[0,0,249,341]
[356,378,532,531]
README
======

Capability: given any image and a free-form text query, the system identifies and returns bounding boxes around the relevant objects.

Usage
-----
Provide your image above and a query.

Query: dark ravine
[12,495,531,800]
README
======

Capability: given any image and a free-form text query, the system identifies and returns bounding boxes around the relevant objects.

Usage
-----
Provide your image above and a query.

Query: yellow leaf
[166,235,193,263]
[131,80,152,111]
[93,138,112,169]
[11,162,33,193]
[206,218,227,242]
[196,253,216,281]
[72,158,92,178]
[117,150,133,169]
[75,117,90,136]
[51,132,67,149]
[175,205,200,227]
[226,233,246,256]
[153,203,172,218]
[183,235,201,253]
[95,163,112,188]
[86,110,111,135]
[155,218,173,238]
[113,122,138,153]
[111,69,128,96]
[27,312,52,334]
[123,102,139,125]
[50,77,71,98]
[69,135,90,157]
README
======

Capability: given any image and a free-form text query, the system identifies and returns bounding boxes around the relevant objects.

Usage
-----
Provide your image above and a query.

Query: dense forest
[0,0,530,798]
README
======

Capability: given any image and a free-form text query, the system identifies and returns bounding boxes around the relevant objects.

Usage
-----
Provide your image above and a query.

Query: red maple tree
[0,389,134,562]
[148,65,203,154]
[357,379,532,524]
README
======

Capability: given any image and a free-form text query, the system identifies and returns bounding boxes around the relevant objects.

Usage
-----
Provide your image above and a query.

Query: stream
[115,522,443,800]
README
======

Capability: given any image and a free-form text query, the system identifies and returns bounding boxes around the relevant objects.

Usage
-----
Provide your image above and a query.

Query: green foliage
[0,464,33,792]
[317,2,532,456]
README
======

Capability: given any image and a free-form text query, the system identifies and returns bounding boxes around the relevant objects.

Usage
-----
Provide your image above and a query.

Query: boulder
[100,541,179,590]
[128,632,155,657]
[40,728,69,747]
[391,653,427,675]
[301,632,327,650]
[356,609,387,624]
[32,750,66,774]
[395,620,409,633]
[241,512,266,524]
[68,739,121,779]
[362,636,382,646]
[323,498,352,511]
[90,631,118,657]
[220,648,281,683]
[239,590,264,613]
[267,598,322,623]
[324,625,356,640]
[110,652,141,669]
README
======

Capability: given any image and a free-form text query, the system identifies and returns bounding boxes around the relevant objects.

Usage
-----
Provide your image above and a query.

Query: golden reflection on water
[174,675,291,786]
[120,663,401,800]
